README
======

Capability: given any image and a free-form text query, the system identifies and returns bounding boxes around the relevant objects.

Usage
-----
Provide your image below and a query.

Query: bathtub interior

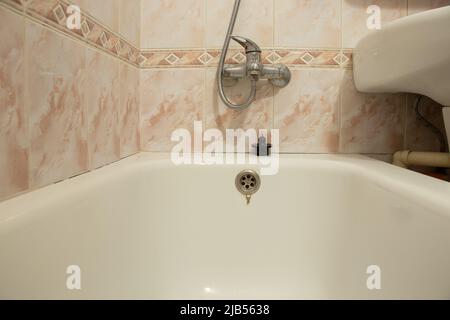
[0,155,450,299]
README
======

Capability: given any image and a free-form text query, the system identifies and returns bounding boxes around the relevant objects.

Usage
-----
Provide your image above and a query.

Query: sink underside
[353,6,450,107]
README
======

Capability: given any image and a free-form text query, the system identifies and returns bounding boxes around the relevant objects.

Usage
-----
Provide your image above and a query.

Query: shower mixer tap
[223,36,291,86]
[217,0,290,110]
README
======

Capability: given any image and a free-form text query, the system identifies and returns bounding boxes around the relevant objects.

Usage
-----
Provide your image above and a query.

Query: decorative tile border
[0,0,140,67]
[0,0,353,70]
[139,48,353,69]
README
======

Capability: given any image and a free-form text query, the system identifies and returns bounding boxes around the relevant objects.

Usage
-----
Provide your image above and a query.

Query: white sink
[353,6,450,106]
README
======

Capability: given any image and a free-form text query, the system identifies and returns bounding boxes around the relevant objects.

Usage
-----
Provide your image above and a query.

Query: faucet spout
[231,36,262,53]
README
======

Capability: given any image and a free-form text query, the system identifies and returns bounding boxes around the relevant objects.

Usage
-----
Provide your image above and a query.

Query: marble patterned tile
[204,68,273,133]
[80,0,120,33]
[0,7,29,200]
[408,0,450,15]
[274,68,341,153]
[27,21,88,188]
[206,0,273,48]
[119,0,140,47]
[26,0,60,22]
[204,68,273,136]
[366,154,394,163]
[140,69,204,152]
[1,0,24,11]
[141,0,205,49]
[275,0,341,48]
[86,48,121,169]
[340,70,406,154]
[5,0,140,67]
[119,62,140,158]
[342,0,407,48]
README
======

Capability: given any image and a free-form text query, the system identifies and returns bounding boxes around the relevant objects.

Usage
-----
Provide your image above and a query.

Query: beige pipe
[393,150,450,169]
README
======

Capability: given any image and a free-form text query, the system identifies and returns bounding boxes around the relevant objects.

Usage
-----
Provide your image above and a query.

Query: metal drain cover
[235,170,261,196]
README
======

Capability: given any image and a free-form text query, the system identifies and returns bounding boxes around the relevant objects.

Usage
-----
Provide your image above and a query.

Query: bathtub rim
[0,152,449,225]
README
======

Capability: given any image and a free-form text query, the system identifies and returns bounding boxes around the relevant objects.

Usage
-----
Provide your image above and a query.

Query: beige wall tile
[274,68,341,153]
[140,69,204,151]
[275,0,341,48]
[119,0,140,47]
[342,0,407,48]
[81,0,120,33]
[408,0,450,15]
[340,70,406,153]
[120,63,140,158]
[86,49,121,169]
[0,8,28,200]
[206,0,273,48]
[141,0,205,49]
[366,154,394,162]
[65,0,139,47]
[27,22,88,188]
[26,0,60,19]
[204,68,273,132]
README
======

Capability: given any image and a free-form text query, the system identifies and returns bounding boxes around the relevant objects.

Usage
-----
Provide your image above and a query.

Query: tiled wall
[71,0,140,48]
[139,0,449,154]
[1,0,449,201]
[0,0,140,201]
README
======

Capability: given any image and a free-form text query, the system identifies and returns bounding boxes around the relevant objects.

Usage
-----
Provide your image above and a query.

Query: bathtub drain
[235,170,261,205]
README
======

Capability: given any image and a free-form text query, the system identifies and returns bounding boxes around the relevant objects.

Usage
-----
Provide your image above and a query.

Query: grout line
[118,56,123,158]
[140,46,347,52]
[202,66,207,132]
[23,8,31,190]
[85,46,91,171]
[140,0,143,48]
[340,0,344,54]
[137,64,142,152]
[203,0,207,131]
[272,0,275,131]
[272,0,275,47]
[338,71,343,153]
[138,69,142,152]
[338,0,344,152]
[204,0,207,49]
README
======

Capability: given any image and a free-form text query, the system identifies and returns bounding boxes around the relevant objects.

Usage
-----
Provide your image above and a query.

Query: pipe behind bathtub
[393,150,450,169]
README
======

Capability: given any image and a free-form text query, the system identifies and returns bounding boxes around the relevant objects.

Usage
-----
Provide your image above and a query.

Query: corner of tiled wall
[0,0,141,201]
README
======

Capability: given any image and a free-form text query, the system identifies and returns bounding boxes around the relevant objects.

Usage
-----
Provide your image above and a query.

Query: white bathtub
[0,153,450,300]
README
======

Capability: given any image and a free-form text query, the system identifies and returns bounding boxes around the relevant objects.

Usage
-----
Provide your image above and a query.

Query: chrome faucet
[217,0,291,111]
[223,36,291,86]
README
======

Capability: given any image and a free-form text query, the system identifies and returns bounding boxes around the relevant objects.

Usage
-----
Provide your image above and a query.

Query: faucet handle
[231,36,261,54]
